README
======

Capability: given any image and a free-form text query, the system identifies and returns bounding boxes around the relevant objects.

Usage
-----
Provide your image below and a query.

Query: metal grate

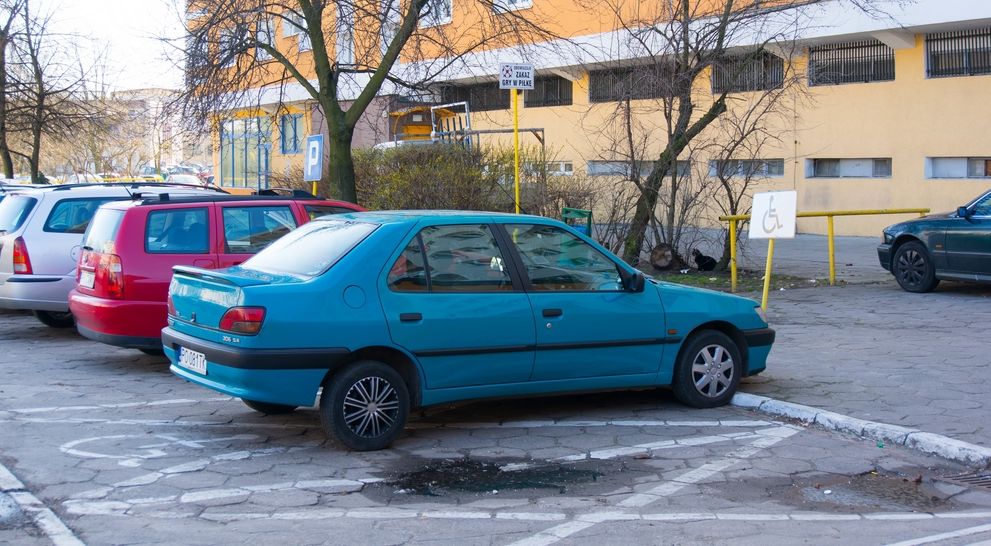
[525,76,573,108]
[941,472,991,491]
[588,66,669,103]
[712,51,784,94]
[809,39,894,86]
[926,28,991,78]
[441,82,510,112]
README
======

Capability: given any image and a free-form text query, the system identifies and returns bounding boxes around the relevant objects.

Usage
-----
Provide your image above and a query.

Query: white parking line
[4,396,232,415]
[0,463,83,546]
[884,523,991,546]
[511,426,801,546]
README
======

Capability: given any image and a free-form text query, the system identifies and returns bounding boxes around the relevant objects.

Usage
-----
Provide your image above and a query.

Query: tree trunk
[621,96,728,264]
[327,127,357,203]
[0,38,14,178]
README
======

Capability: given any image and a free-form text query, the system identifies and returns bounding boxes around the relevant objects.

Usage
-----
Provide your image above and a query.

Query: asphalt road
[1,303,991,545]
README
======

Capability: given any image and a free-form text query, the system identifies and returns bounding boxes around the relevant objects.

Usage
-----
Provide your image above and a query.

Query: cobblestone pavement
[741,280,991,449]
[2,309,991,545]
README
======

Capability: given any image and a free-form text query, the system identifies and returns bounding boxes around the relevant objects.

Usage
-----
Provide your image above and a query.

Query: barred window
[708,159,784,178]
[588,66,668,103]
[810,158,891,178]
[711,51,784,93]
[442,82,510,112]
[809,40,894,86]
[926,29,991,78]
[525,76,573,107]
[587,160,689,178]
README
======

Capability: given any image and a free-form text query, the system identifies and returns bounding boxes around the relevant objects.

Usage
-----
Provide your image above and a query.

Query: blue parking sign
[304,135,323,182]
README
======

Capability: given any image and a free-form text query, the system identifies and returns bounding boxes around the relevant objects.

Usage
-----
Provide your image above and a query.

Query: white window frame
[336,6,355,65]
[256,18,274,61]
[708,159,784,178]
[547,161,573,176]
[587,160,689,178]
[806,158,892,179]
[420,0,452,27]
[493,0,532,13]
[926,157,991,179]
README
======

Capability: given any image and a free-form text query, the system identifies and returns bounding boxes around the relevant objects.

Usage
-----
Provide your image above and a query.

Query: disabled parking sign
[749,191,797,239]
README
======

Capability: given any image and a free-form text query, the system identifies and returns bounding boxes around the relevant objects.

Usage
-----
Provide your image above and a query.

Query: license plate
[177,346,207,375]
[79,270,95,289]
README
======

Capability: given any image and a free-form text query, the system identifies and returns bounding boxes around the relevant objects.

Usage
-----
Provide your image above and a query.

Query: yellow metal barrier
[719,208,930,293]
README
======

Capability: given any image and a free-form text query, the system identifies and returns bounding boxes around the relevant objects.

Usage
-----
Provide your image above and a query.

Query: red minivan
[69,193,364,353]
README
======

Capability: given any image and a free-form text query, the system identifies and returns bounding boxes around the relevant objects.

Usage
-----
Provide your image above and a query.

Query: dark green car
[878,189,991,292]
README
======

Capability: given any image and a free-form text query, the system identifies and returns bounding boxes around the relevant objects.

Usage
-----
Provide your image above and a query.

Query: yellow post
[512,89,521,214]
[761,239,775,311]
[827,215,836,286]
[729,220,738,293]
[311,181,318,197]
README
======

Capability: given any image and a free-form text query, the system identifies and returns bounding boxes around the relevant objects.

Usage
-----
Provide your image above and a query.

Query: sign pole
[512,89,520,214]
[761,239,775,311]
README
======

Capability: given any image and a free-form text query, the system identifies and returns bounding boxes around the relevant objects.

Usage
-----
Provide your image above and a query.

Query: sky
[35,0,186,91]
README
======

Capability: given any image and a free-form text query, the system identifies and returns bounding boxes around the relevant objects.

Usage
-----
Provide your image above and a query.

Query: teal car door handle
[542,308,563,318]
[400,312,422,322]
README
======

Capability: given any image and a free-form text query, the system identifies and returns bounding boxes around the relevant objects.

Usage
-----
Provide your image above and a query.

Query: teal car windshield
[240,219,378,277]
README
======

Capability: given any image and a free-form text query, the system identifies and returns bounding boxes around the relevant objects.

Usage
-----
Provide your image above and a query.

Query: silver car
[0,183,223,327]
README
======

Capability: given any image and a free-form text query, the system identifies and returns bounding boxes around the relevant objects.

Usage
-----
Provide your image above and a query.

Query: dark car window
[971,192,991,217]
[82,208,125,253]
[44,198,114,234]
[505,224,622,291]
[304,204,358,221]
[400,224,513,293]
[241,219,377,277]
[388,236,429,292]
[222,206,298,254]
[0,195,37,232]
[145,208,210,254]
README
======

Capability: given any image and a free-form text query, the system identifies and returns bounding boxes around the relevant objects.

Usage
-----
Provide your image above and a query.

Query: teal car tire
[242,399,298,415]
[320,361,409,451]
[672,330,742,409]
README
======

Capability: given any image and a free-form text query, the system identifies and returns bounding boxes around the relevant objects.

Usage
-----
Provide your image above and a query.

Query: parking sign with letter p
[304,135,324,182]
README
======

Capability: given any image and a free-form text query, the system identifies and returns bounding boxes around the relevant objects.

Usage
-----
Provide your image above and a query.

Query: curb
[731,392,991,468]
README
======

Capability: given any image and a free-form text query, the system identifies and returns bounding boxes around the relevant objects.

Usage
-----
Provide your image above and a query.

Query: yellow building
[209,0,991,236]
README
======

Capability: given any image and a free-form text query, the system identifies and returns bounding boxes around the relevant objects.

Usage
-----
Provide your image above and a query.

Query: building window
[421,0,452,26]
[441,82,510,111]
[219,117,273,188]
[381,0,400,56]
[587,160,689,178]
[926,29,991,78]
[255,18,273,61]
[928,157,991,178]
[547,161,573,175]
[280,114,304,154]
[712,51,784,93]
[708,159,784,178]
[494,0,532,12]
[809,158,891,178]
[218,26,248,68]
[336,7,355,65]
[808,40,895,86]
[588,66,668,103]
[524,76,573,107]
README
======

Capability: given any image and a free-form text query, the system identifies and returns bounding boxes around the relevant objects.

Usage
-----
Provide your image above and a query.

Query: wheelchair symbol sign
[749,191,797,239]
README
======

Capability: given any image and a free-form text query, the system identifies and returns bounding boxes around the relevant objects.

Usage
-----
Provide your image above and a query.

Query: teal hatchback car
[164,212,774,450]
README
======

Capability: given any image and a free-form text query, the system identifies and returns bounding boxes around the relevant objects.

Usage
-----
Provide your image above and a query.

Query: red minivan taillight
[12,237,32,274]
[219,307,266,335]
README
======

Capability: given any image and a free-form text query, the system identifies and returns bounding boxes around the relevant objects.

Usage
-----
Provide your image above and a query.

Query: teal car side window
[505,223,623,291]
[387,224,513,293]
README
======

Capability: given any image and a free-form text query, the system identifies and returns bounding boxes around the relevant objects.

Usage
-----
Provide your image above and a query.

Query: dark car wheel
[242,399,297,414]
[320,360,409,451]
[33,311,74,328]
[893,241,939,293]
[672,330,742,409]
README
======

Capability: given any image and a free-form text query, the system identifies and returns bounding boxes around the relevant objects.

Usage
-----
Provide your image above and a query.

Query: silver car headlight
[754,305,768,324]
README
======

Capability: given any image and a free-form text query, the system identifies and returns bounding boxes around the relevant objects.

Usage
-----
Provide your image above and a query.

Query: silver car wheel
[691,344,735,398]
[342,376,400,438]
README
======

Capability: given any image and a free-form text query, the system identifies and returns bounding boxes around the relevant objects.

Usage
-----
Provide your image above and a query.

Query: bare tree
[580,0,883,265]
[176,0,557,201]
[0,0,25,177]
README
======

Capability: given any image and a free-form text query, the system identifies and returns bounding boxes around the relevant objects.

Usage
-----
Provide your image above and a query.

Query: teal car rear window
[240,219,377,277]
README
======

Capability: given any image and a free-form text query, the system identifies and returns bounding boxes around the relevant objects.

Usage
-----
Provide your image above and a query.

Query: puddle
[387,459,603,496]
[797,472,948,512]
